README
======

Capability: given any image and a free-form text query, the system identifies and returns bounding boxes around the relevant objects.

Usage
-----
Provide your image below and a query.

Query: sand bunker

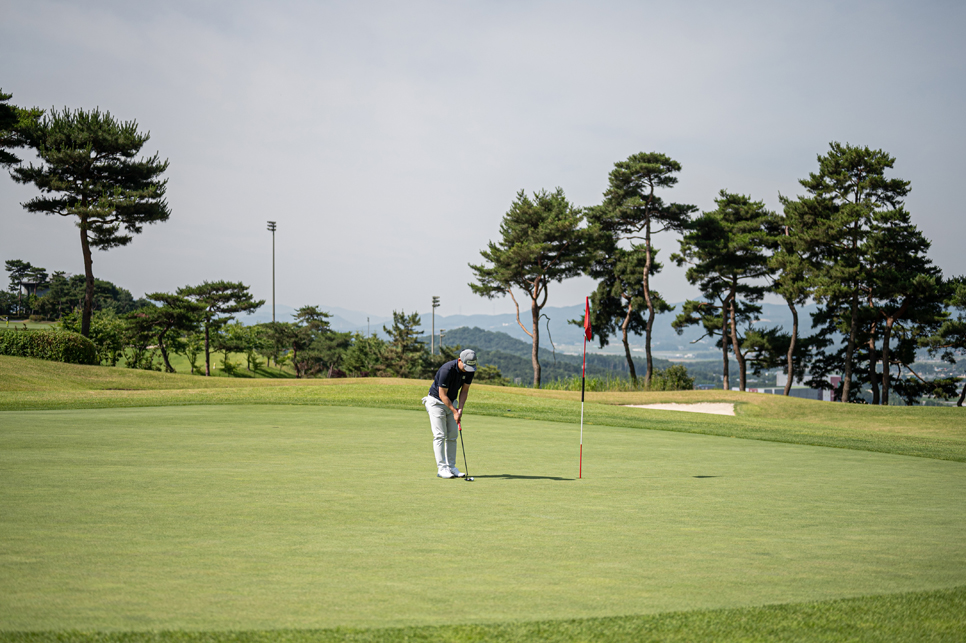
[623,403,735,416]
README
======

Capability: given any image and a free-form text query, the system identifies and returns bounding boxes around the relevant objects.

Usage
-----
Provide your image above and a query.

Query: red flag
[584,297,592,340]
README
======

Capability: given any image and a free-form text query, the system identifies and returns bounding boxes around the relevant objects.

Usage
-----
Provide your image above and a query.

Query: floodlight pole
[267,221,277,368]
[431,296,440,355]
[267,221,277,324]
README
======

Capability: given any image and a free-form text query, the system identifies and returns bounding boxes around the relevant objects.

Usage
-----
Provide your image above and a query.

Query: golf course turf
[1,355,964,640]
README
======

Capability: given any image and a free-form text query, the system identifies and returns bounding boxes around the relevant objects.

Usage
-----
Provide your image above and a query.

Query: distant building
[738,372,841,402]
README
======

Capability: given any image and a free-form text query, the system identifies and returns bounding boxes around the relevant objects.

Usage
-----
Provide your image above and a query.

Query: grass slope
[2,406,965,632]
[4,586,965,642]
[2,356,964,462]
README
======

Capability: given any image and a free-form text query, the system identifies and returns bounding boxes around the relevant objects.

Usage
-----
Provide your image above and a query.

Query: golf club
[457,419,474,481]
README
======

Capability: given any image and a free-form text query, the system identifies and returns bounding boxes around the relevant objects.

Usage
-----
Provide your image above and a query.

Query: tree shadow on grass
[474,474,574,481]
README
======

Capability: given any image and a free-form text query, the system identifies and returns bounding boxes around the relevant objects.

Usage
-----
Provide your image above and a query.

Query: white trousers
[423,395,458,473]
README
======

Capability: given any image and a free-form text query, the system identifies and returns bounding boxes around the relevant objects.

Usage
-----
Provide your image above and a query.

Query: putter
[457,419,474,481]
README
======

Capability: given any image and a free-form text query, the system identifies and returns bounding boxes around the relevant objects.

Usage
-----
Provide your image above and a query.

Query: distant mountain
[247,300,822,358]
[419,302,820,356]
[437,326,679,383]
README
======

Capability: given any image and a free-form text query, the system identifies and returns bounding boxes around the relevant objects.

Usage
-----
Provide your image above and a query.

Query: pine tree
[470,188,591,388]
[12,107,170,337]
[783,143,910,402]
[579,245,670,386]
[864,208,944,404]
[768,208,812,395]
[921,278,966,406]
[587,153,697,386]
[673,191,773,391]
[381,311,425,378]
[672,298,731,389]
[0,89,41,169]
[178,281,264,376]
[126,293,204,373]
[4,259,32,317]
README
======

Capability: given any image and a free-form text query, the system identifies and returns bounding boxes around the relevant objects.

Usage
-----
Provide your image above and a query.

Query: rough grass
[3,585,965,641]
[0,355,296,390]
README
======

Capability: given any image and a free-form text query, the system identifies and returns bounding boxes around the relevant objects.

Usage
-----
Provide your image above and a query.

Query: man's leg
[424,397,455,478]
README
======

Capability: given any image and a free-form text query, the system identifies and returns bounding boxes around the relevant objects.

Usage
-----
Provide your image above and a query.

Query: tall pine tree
[470,188,591,388]
[12,107,170,337]
[674,190,773,391]
[586,152,697,386]
[783,143,909,402]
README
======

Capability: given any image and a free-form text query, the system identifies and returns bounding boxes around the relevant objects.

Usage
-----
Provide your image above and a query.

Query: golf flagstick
[580,296,591,479]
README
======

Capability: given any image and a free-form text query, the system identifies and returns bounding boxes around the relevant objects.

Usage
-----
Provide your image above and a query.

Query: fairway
[1,405,964,632]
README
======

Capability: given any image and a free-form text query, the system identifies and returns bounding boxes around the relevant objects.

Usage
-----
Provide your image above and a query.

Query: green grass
[127,351,296,379]
[3,586,965,641]
[0,320,57,331]
[0,355,302,391]
[2,355,964,463]
[1,405,965,633]
[1,356,965,640]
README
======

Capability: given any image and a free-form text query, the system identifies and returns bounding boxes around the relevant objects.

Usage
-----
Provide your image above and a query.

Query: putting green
[1,405,964,631]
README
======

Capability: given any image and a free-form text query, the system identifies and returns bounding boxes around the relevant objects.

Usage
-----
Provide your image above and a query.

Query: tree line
[470,149,966,406]
[2,259,151,320]
[2,258,506,382]
[4,88,963,404]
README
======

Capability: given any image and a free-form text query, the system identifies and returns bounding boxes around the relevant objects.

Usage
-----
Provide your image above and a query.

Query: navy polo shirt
[428,359,474,402]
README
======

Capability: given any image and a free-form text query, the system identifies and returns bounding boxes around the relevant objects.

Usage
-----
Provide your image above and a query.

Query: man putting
[422,349,477,478]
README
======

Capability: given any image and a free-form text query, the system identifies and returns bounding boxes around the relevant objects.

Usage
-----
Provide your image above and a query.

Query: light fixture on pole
[431,296,440,355]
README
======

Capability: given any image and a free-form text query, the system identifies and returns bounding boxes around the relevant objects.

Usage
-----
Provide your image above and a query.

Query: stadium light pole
[432,296,440,355]
[267,221,277,324]
[267,221,277,368]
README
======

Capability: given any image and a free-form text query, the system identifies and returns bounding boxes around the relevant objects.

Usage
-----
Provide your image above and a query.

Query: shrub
[61,310,125,365]
[0,328,98,365]
[28,314,44,323]
[649,364,695,391]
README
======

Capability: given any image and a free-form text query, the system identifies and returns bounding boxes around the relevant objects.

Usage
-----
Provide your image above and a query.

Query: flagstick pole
[580,325,586,479]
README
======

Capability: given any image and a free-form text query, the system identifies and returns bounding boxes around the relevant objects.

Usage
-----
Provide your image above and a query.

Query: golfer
[422,349,477,478]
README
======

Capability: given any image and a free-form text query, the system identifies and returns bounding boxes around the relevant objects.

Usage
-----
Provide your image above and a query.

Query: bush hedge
[0,328,99,365]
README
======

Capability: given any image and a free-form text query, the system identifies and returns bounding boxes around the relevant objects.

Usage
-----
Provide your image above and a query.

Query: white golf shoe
[450,468,466,478]
[437,469,457,479]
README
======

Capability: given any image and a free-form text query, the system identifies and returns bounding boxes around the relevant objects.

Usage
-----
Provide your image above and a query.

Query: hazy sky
[2,0,964,318]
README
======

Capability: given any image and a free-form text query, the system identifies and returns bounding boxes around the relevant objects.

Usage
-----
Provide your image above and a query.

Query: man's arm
[438,387,459,417]
[456,384,470,422]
